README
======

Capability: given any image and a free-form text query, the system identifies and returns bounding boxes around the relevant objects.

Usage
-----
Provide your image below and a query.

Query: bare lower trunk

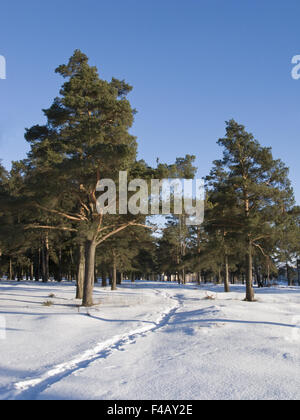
[117,272,122,285]
[267,261,270,286]
[30,263,34,281]
[224,255,230,293]
[56,248,62,282]
[196,272,201,285]
[111,252,117,291]
[76,244,85,299]
[42,234,49,283]
[245,241,255,301]
[218,268,222,285]
[34,249,41,281]
[286,262,292,286]
[101,272,107,287]
[9,258,13,280]
[82,240,96,307]
[182,268,186,284]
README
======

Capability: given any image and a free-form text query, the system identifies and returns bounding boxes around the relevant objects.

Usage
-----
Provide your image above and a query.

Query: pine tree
[275,206,300,285]
[23,50,154,305]
[208,120,295,301]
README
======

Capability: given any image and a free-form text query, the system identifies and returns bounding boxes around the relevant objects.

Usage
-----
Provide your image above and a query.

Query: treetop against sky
[1,0,300,201]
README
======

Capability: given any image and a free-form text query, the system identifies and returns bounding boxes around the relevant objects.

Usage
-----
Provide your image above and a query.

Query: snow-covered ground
[0,280,299,400]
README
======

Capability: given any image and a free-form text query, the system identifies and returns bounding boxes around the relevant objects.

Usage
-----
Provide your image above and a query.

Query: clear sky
[1,0,300,201]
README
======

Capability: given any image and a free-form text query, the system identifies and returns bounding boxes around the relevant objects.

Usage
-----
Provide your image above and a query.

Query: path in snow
[7,290,180,400]
[1,281,300,400]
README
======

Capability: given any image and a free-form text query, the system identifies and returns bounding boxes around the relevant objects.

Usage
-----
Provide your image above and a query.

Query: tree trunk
[224,255,230,293]
[217,268,222,285]
[101,272,107,287]
[197,271,202,285]
[111,252,117,291]
[17,267,22,282]
[42,234,49,283]
[245,241,255,301]
[82,240,96,307]
[9,258,13,280]
[56,248,62,282]
[30,263,34,281]
[256,268,264,288]
[267,260,270,286]
[182,268,186,284]
[76,244,85,299]
[286,262,292,286]
[117,272,122,285]
[34,249,41,281]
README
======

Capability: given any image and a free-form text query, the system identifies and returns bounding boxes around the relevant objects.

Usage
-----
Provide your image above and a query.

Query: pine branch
[35,204,84,222]
[25,225,78,232]
[252,242,268,258]
[96,222,155,246]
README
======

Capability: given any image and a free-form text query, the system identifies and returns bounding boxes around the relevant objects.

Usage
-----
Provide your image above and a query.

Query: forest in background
[0,50,300,306]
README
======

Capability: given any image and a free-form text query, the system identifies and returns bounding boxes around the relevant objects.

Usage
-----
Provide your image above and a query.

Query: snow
[0,280,299,400]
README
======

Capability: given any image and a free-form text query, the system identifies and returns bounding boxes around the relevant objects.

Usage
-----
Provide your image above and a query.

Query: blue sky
[1,0,300,201]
